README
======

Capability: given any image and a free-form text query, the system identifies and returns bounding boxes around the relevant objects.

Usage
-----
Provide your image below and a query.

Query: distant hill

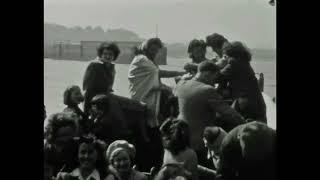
[44,23,144,45]
[44,23,275,60]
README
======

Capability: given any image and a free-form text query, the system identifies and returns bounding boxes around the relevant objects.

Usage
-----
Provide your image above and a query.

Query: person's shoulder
[104,174,116,180]
[87,58,104,68]
[133,170,148,180]
[132,55,148,64]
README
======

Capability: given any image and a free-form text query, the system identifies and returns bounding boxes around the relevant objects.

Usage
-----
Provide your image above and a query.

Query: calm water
[44,58,276,117]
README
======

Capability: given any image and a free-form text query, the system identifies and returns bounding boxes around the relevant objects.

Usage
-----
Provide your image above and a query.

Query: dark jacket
[216,122,276,180]
[174,79,245,150]
[219,59,266,122]
[83,59,115,114]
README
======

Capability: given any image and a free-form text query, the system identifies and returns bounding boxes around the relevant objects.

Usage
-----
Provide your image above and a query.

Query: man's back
[174,79,219,150]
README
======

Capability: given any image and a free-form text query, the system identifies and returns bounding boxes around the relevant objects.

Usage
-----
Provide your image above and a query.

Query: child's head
[76,135,108,175]
[63,85,84,106]
[203,126,227,154]
[90,94,110,117]
[44,112,77,146]
[160,119,190,155]
[106,140,136,174]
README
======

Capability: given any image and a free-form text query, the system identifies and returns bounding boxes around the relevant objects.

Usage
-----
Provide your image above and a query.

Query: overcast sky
[44,0,276,49]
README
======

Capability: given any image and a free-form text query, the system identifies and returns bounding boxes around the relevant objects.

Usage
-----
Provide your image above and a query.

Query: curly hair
[97,42,121,60]
[160,119,190,155]
[44,112,77,144]
[63,85,82,106]
[223,41,252,62]
[206,33,228,49]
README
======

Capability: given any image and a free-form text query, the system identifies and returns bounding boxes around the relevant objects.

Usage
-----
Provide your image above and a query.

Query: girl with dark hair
[218,41,267,123]
[88,94,130,145]
[83,41,121,115]
[179,39,209,82]
[55,135,108,180]
[159,119,198,180]
[63,85,88,135]
[44,112,80,178]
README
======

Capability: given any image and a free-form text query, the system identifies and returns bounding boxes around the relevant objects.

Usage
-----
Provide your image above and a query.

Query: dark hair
[223,41,252,62]
[160,119,190,155]
[187,39,206,53]
[197,60,220,73]
[97,42,121,60]
[134,38,163,55]
[206,33,228,49]
[203,127,221,144]
[90,94,110,111]
[44,112,77,144]
[75,135,108,178]
[187,39,207,59]
[63,85,82,106]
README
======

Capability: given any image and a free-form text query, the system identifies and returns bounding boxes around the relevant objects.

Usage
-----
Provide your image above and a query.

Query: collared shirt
[70,168,100,180]
[207,150,219,168]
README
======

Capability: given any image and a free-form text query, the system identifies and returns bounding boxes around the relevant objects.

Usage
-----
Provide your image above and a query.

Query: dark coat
[174,79,244,150]
[219,59,266,122]
[82,59,115,115]
[216,122,276,180]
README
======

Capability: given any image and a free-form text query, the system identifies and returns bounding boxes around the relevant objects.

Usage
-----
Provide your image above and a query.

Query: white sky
[44,0,276,49]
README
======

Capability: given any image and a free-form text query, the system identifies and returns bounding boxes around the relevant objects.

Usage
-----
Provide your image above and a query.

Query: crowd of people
[44,33,276,180]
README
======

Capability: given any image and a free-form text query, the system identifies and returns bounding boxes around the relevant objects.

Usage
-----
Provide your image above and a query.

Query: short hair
[44,112,77,144]
[160,118,190,155]
[63,85,81,106]
[106,140,136,163]
[203,126,221,144]
[239,121,276,160]
[90,94,110,111]
[97,42,121,60]
[134,37,164,55]
[206,33,228,49]
[187,39,207,54]
[223,41,252,62]
[197,60,220,73]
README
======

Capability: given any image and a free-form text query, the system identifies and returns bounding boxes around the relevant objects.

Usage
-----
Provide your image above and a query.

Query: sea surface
[44,57,276,117]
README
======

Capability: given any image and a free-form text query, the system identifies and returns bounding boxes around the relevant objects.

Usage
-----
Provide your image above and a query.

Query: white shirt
[71,168,100,180]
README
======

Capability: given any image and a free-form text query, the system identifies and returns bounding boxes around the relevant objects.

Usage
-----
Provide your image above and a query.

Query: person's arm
[197,165,216,177]
[184,62,198,73]
[159,69,186,78]
[208,89,246,126]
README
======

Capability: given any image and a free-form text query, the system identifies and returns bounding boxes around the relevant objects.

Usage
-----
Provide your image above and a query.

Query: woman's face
[78,143,98,171]
[146,44,161,60]
[55,126,77,147]
[112,150,131,174]
[70,87,84,105]
[101,49,115,63]
[191,46,206,63]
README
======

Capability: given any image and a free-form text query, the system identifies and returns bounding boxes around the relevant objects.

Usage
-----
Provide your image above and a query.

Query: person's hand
[181,73,193,80]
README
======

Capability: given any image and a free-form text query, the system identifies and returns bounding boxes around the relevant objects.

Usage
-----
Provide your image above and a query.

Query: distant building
[44,40,167,65]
